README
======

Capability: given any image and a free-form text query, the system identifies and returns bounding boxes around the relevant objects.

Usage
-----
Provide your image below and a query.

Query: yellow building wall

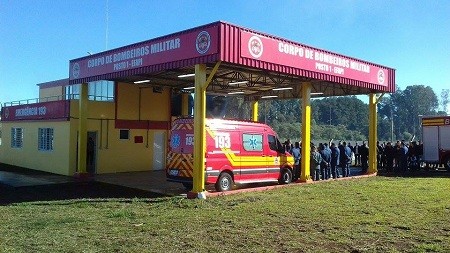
[116,82,170,121]
[67,118,167,174]
[0,121,72,175]
[139,87,171,121]
[1,83,171,176]
[68,98,169,174]
[117,82,140,120]
[39,86,64,101]
[69,100,115,119]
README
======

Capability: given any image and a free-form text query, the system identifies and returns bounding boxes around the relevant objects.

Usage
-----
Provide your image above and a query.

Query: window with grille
[38,128,54,151]
[11,128,23,148]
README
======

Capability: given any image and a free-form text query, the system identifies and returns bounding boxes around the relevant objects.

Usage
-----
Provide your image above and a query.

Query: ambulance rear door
[423,126,439,162]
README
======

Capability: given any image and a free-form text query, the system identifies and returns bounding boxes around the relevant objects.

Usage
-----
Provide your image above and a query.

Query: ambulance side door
[240,132,266,181]
[266,133,282,180]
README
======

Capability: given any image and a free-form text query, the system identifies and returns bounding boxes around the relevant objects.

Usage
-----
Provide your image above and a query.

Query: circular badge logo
[170,134,181,149]
[196,31,211,54]
[4,108,9,119]
[248,35,263,58]
[72,62,80,79]
[377,69,385,85]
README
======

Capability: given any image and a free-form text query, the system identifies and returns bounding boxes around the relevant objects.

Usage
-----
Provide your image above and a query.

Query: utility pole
[329,104,332,126]
[390,108,394,142]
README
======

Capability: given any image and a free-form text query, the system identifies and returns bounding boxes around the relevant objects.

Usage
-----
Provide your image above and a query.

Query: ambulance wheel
[279,168,293,184]
[182,182,193,191]
[215,172,233,192]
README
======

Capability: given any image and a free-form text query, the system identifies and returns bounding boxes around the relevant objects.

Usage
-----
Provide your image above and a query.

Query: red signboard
[1,100,70,121]
[240,31,389,86]
[70,25,219,80]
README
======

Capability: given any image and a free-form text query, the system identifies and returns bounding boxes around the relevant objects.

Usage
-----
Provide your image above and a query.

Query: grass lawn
[0,176,449,253]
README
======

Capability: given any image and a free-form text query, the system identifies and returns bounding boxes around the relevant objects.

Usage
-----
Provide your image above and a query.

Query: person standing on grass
[320,143,332,180]
[340,142,352,177]
[359,142,369,174]
[330,142,340,179]
[384,142,395,172]
[311,145,323,181]
[399,141,409,172]
[353,142,361,166]
[291,142,301,181]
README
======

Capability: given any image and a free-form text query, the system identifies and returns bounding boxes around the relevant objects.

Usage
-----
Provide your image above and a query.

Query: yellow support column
[192,64,207,198]
[76,82,88,175]
[189,61,221,199]
[181,93,189,116]
[368,93,377,174]
[252,100,258,122]
[300,82,312,182]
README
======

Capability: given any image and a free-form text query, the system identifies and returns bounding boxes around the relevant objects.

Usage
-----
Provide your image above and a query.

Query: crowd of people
[283,139,425,181]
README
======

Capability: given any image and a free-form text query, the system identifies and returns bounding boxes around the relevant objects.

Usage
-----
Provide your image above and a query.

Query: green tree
[379,85,439,140]
[440,89,449,113]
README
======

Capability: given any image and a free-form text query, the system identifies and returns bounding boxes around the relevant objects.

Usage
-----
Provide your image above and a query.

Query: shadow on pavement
[0,182,165,206]
[0,163,166,205]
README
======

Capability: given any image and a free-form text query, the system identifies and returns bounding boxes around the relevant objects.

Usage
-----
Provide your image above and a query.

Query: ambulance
[166,117,295,191]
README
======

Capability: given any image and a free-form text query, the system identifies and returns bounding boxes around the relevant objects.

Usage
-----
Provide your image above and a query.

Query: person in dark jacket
[330,142,340,179]
[340,142,352,177]
[291,142,301,181]
[399,141,409,172]
[353,142,361,166]
[384,142,395,172]
[320,143,332,180]
[311,145,323,181]
[359,142,369,174]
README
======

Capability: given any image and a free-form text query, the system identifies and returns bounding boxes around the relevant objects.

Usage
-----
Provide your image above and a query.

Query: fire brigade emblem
[377,69,385,85]
[72,62,80,79]
[170,134,181,148]
[248,35,263,58]
[196,31,211,54]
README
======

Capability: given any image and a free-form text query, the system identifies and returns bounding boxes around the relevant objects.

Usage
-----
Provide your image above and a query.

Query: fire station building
[0,21,395,189]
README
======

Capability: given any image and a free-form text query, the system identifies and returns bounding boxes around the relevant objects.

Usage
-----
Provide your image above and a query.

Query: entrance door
[153,132,166,170]
[87,131,97,173]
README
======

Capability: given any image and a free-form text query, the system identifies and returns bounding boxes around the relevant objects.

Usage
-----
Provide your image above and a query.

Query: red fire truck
[421,116,450,170]
[166,117,295,191]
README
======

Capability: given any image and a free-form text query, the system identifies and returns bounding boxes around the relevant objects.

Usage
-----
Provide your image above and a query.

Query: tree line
[219,85,449,142]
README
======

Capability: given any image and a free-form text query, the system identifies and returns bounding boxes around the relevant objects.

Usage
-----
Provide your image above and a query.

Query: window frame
[11,127,23,149]
[242,133,263,152]
[38,128,54,151]
[119,129,130,140]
